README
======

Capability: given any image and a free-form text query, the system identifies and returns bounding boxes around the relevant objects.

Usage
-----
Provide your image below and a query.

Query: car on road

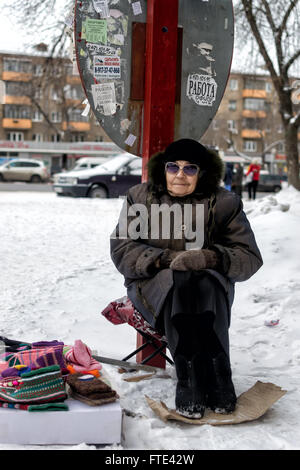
[52,153,142,198]
[243,173,287,193]
[0,159,50,183]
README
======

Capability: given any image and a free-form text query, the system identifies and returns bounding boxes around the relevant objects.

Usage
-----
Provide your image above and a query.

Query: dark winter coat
[110,146,263,329]
[223,163,234,186]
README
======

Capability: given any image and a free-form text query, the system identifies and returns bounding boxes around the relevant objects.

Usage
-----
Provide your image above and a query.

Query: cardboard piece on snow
[145,381,287,426]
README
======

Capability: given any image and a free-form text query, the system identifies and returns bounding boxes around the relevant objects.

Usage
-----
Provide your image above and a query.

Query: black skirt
[156,270,230,359]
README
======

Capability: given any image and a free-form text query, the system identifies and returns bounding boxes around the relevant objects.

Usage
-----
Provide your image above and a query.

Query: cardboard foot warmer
[146,381,287,426]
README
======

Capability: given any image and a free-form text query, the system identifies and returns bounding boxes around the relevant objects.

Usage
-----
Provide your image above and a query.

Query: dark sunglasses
[165,162,200,176]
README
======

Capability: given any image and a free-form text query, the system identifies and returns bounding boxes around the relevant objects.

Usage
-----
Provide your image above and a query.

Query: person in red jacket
[246,159,261,200]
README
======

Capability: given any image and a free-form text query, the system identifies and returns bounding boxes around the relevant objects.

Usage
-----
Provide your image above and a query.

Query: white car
[0,159,50,183]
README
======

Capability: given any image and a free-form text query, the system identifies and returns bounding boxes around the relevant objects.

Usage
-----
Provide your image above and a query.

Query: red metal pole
[136,0,179,367]
[141,0,179,181]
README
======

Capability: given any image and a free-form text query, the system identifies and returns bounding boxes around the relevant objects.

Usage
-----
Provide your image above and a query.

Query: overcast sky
[0,8,28,53]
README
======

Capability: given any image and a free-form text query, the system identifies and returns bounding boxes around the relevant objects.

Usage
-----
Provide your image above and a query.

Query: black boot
[206,351,237,414]
[175,353,207,419]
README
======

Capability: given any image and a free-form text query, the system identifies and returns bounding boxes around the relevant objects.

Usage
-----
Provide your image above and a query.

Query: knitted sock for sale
[28,402,69,412]
[69,389,118,407]
[0,365,67,404]
[66,373,116,400]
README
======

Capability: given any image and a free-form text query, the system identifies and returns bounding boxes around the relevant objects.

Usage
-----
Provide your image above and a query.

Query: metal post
[136,0,179,368]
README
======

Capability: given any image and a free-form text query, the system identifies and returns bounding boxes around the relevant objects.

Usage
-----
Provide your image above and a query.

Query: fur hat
[147,138,224,197]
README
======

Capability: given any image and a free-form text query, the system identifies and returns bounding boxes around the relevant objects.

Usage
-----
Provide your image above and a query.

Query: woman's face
[165,160,199,197]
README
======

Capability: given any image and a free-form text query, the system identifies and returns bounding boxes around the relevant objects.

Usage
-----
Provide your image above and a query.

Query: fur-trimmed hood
[147,139,224,197]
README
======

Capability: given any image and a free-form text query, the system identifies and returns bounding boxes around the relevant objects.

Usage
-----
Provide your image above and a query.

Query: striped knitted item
[5,346,66,370]
[0,365,67,404]
[0,401,68,412]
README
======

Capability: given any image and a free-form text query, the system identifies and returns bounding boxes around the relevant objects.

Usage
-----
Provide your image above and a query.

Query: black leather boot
[206,351,237,414]
[175,353,207,419]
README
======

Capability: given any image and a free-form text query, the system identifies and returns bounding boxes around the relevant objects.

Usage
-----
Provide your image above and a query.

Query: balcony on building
[242,89,267,99]
[241,129,264,139]
[2,58,33,82]
[2,104,32,130]
[2,118,32,129]
[3,95,31,106]
[62,121,91,132]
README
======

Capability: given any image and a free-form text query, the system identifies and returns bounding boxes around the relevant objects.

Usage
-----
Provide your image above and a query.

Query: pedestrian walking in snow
[223,162,234,191]
[231,163,244,197]
[246,159,261,200]
[110,139,263,419]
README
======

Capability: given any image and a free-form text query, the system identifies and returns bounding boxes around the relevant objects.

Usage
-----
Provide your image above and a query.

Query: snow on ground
[0,185,300,450]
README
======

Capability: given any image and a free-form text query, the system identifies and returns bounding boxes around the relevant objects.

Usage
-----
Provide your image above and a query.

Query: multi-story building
[202,72,300,172]
[0,51,299,174]
[0,51,110,145]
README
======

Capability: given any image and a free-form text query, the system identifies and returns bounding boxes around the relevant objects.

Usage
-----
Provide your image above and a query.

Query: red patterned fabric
[101,296,167,343]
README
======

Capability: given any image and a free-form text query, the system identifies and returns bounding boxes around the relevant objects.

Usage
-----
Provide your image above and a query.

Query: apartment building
[0,51,299,173]
[0,51,110,145]
[202,72,300,171]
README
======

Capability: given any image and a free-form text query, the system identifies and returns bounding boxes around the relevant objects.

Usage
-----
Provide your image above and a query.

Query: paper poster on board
[186,74,217,107]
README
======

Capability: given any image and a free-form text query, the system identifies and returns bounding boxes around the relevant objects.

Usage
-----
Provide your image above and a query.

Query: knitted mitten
[66,373,117,400]
[170,249,219,271]
[159,249,185,269]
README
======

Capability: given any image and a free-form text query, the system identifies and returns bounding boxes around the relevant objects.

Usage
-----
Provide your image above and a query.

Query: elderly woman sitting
[110,139,263,418]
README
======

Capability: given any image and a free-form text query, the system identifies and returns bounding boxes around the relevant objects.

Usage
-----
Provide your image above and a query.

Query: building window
[51,111,62,123]
[71,134,85,142]
[32,109,43,122]
[32,133,43,142]
[243,117,264,130]
[6,132,24,142]
[227,120,237,131]
[67,108,88,122]
[4,105,31,119]
[51,134,61,142]
[243,140,257,152]
[3,58,32,73]
[5,81,31,96]
[33,64,43,76]
[51,88,61,101]
[277,142,285,152]
[244,98,266,111]
[64,85,82,100]
[228,100,237,111]
[244,78,265,90]
[229,79,238,91]
[34,88,43,100]
[265,82,272,93]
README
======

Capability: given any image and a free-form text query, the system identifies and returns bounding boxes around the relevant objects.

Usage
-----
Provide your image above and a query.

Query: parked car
[243,173,287,193]
[72,156,114,171]
[52,153,142,198]
[0,159,50,183]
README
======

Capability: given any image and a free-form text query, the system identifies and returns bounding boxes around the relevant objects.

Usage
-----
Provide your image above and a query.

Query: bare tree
[3,0,72,57]
[236,0,300,189]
